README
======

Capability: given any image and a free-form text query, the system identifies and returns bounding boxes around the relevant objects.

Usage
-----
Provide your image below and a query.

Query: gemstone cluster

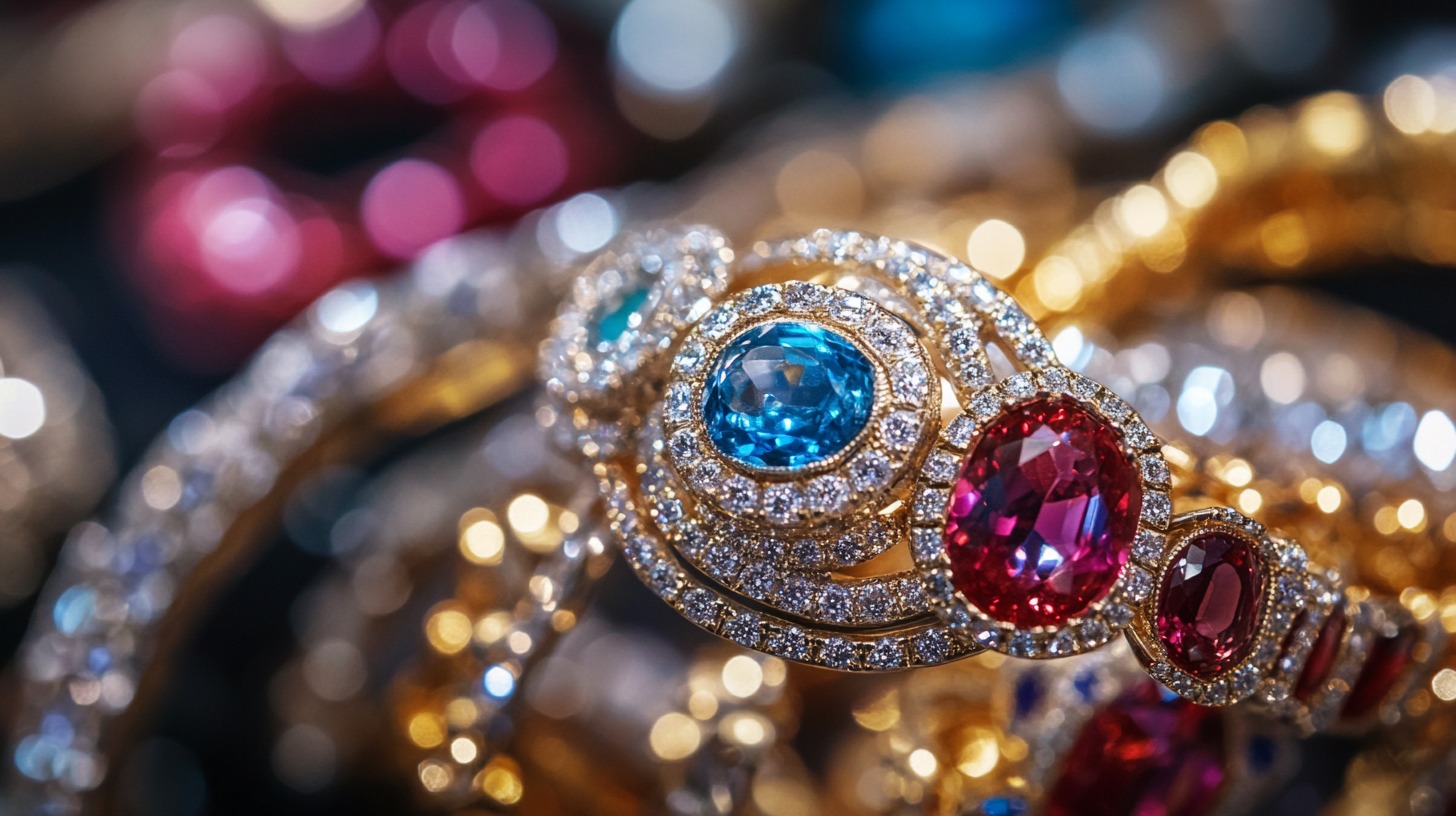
[663,280,936,528]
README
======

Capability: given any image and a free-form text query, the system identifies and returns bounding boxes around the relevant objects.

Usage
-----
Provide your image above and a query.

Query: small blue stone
[1014,674,1041,717]
[592,286,651,345]
[980,796,1028,816]
[702,321,875,470]
[1072,669,1099,702]
[1246,735,1276,773]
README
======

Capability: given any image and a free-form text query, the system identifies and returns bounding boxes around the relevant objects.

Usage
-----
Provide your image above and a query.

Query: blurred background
[2,0,1456,813]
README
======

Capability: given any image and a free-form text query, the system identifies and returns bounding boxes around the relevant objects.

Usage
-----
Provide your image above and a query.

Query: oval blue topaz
[702,321,875,470]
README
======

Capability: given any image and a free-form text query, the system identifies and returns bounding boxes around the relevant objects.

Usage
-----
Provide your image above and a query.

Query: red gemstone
[944,396,1141,628]
[1294,606,1347,702]
[1341,623,1419,719]
[1047,681,1227,816]
[1155,531,1266,680]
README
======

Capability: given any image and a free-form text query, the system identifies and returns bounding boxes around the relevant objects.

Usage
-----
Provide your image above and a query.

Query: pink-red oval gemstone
[1341,623,1419,719]
[1047,681,1227,816]
[945,396,1141,628]
[1294,606,1347,701]
[1155,531,1266,680]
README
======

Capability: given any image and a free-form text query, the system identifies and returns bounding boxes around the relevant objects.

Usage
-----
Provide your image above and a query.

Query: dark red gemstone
[1341,623,1419,719]
[1155,531,1266,680]
[1294,606,1347,702]
[1047,681,1227,816]
[944,397,1141,628]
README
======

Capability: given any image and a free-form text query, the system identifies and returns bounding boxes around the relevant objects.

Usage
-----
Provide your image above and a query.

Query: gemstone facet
[944,397,1141,627]
[1047,681,1227,816]
[702,321,876,470]
[1155,531,1266,680]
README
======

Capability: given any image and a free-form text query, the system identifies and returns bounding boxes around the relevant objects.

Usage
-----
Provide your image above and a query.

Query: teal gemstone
[702,321,875,470]
[592,286,651,345]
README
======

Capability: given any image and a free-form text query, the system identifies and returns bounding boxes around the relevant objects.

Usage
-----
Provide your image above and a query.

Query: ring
[541,226,1445,728]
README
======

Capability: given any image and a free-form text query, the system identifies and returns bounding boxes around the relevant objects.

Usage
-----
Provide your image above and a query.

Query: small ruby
[1341,623,1419,720]
[1294,606,1346,702]
[1155,531,1266,680]
[944,397,1141,628]
[1047,680,1226,816]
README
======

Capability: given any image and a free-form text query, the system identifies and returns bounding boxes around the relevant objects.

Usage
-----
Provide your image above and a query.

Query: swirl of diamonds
[662,281,938,529]
[1123,507,1315,706]
[634,408,930,627]
[601,466,978,671]
[541,224,733,412]
[746,228,1055,403]
[914,368,1170,659]
[6,225,574,812]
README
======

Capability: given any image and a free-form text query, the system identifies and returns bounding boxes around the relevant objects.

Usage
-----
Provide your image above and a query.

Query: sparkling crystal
[723,613,761,647]
[849,451,891,492]
[784,281,825,311]
[819,585,852,622]
[768,627,810,660]
[819,637,855,669]
[914,629,951,664]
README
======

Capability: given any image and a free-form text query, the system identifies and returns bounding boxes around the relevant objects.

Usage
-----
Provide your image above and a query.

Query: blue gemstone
[1013,674,1041,717]
[702,321,875,470]
[980,796,1028,816]
[592,286,651,344]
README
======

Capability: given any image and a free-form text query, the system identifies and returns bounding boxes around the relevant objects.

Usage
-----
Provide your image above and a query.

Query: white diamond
[943,416,976,448]
[827,290,870,325]
[763,484,804,525]
[784,281,824,311]
[883,410,922,450]
[849,451,892,492]
[914,489,947,524]
[924,449,960,483]
[675,341,707,374]
[1140,454,1170,485]
[866,315,915,356]
[665,383,694,424]
[668,430,700,464]
[818,585,852,622]
[701,308,738,340]
[818,637,855,669]
[741,285,781,315]
[806,475,850,515]
[892,359,929,401]
[720,476,758,514]
[911,528,943,563]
